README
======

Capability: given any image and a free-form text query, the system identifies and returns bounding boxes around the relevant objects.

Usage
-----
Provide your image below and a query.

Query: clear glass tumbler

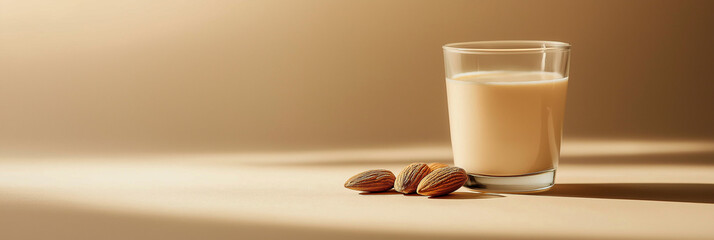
[443,40,571,193]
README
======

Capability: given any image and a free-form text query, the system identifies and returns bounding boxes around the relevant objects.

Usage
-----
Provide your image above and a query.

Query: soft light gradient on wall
[1,0,713,156]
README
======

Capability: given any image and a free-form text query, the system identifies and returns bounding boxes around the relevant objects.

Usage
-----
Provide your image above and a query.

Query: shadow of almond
[429,192,505,200]
[358,190,402,196]
[539,183,714,204]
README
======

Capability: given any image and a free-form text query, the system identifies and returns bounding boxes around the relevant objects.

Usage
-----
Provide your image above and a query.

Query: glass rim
[443,40,570,53]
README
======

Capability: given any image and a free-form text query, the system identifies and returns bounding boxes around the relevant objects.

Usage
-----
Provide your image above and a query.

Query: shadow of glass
[561,152,714,166]
[539,183,714,204]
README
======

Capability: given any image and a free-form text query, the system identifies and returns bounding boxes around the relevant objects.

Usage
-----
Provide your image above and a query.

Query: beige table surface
[1,139,713,240]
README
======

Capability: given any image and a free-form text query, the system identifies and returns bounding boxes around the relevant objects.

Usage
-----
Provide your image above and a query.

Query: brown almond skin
[344,169,395,192]
[427,162,449,171]
[417,167,468,197]
[394,163,432,194]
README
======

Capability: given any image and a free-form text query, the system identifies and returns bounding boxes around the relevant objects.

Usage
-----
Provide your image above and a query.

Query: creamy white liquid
[446,71,568,176]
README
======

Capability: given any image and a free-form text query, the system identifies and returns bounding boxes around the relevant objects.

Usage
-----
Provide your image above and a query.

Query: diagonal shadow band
[243,153,714,167]
[538,183,714,204]
[235,145,714,167]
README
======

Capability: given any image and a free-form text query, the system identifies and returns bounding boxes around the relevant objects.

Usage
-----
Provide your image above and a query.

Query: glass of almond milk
[443,41,570,193]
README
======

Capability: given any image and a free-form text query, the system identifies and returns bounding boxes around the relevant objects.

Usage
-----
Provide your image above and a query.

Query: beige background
[1,1,714,240]
[2,0,714,156]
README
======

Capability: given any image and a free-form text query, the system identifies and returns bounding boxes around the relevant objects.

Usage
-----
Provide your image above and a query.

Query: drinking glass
[443,40,571,193]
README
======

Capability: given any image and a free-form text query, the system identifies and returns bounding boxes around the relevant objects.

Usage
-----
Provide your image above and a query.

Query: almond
[394,163,432,194]
[344,169,396,192]
[427,162,449,171]
[417,167,468,197]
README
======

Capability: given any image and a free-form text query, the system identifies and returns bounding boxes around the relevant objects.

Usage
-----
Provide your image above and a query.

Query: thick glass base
[463,169,555,194]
